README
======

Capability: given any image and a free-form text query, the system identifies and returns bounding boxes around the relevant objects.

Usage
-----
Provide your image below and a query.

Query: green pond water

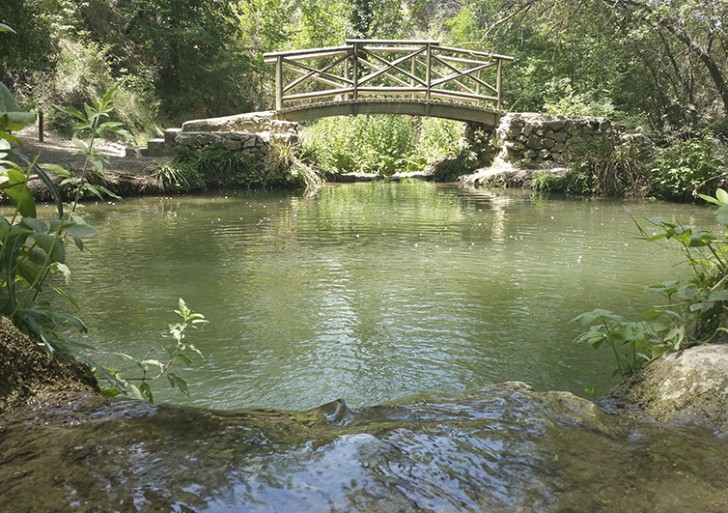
[62,182,713,409]
[4,182,728,513]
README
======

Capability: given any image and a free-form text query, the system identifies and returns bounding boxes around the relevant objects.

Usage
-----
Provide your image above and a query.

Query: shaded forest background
[2,0,726,140]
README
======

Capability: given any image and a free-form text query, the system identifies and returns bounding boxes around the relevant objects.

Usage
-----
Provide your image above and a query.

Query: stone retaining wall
[174,131,270,158]
[496,113,617,164]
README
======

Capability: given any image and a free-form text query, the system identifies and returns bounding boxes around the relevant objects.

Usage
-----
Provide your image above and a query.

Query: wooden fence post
[38,110,44,143]
[496,59,503,111]
[425,43,432,101]
[352,42,359,102]
[275,56,283,110]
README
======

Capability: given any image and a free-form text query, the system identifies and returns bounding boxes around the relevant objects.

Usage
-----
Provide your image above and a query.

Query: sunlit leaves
[576,187,728,379]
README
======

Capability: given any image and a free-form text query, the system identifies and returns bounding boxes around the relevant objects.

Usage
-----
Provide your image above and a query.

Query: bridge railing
[263,39,513,112]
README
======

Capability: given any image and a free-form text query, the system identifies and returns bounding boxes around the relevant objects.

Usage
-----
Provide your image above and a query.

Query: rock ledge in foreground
[610,344,728,432]
[0,316,97,413]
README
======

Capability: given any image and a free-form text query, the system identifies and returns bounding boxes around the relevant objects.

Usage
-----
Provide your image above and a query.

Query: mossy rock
[609,344,728,432]
[0,316,98,413]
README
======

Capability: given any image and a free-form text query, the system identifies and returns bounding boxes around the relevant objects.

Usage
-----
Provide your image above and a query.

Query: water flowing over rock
[2,382,728,512]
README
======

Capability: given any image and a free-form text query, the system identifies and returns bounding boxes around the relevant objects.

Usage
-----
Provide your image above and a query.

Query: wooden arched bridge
[264,39,513,127]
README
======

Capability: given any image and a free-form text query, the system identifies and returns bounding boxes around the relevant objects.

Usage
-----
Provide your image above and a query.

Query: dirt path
[16,127,165,175]
[10,128,167,200]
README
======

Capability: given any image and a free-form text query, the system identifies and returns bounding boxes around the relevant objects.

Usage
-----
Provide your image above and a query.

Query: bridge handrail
[263,39,512,113]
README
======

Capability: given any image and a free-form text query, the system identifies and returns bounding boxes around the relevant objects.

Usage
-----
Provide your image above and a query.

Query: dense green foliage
[301,116,465,175]
[151,142,311,192]
[3,1,726,136]
[649,137,728,202]
[576,189,728,378]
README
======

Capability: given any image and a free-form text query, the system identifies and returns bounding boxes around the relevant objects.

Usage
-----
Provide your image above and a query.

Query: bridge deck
[273,98,502,125]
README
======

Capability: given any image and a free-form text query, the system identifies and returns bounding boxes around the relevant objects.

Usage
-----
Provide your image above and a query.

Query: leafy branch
[100,299,208,402]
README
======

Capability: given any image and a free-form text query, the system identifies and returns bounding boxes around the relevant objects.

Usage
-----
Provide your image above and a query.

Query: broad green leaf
[0,138,9,158]
[54,105,87,122]
[707,289,728,302]
[30,162,64,218]
[32,231,65,263]
[72,138,89,153]
[699,193,721,205]
[0,169,36,217]
[167,372,189,396]
[63,222,98,239]
[716,189,728,205]
[0,24,16,33]
[0,82,20,114]
[716,205,728,225]
[21,217,47,233]
[100,387,121,398]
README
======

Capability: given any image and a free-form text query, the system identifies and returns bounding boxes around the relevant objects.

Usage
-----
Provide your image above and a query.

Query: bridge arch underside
[273,100,502,126]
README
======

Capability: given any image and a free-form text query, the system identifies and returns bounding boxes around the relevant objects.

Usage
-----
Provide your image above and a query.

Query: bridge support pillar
[463,121,498,167]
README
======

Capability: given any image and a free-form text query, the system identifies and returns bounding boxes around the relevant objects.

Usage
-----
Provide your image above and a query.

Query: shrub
[575,189,728,378]
[302,115,471,176]
[567,134,648,197]
[648,136,728,202]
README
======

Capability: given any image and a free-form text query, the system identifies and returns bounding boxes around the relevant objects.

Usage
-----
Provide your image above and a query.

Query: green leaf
[0,169,36,217]
[21,217,47,233]
[32,232,65,263]
[54,105,87,123]
[0,138,9,159]
[0,23,16,34]
[63,222,98,239]
[30,162,64,218]
[716,205,728,225]
[167,372,189,396]
[127,384,147,402]
[708,289,728,302]
[699,193,722,205]
[716,189,728,205]
[0,82,20,114]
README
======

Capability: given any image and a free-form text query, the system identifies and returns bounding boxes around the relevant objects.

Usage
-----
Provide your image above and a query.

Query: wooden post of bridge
[425,42,432,101]
[496,58,503,111]
[352,41,359,102]
[275,55,283,111]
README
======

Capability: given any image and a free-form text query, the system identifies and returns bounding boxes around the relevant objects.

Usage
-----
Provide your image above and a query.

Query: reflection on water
[1,384,727,513]
[60,183,713,409]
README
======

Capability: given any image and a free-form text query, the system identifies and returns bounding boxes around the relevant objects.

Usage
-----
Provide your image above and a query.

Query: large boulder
[609,344,728,432]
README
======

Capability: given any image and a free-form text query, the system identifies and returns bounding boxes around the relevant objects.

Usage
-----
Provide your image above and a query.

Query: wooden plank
[430,89,498,102]
[275,56,283,110]
[359,48,426,87]
[358,47,427,86]
[427,62,476,95]
[282,54,352,93]
[434,54,495,67]
[437,45,514,61]
[263,45,350,61]
[286,66,350,91]
[430,63,492,88]
[358,58,419,88]
[356,87,428,95]
[346,39,440,45]
[430,54,497,94]
[283,88,356,101]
